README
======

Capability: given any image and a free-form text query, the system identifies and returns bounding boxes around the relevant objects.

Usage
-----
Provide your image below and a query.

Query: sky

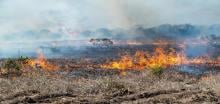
[0,0,220,41]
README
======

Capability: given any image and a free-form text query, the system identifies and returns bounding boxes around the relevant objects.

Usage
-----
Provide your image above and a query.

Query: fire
[28,50,58,71]
[106,55,133,75]
[102,48,184,74]
[102,47,219,75]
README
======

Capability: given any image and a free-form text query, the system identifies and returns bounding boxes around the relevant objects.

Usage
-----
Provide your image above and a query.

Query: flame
[28,50,58,71]
[102,48,183,74]
[102,47,220,75]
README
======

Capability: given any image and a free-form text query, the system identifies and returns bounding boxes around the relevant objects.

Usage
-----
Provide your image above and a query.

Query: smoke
[0,0,220,42]
[0,0,220,58]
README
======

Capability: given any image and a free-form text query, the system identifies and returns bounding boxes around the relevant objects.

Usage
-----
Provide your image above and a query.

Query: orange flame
[102,48,183,74]
[28,50,58,71]
[102,47,219,75]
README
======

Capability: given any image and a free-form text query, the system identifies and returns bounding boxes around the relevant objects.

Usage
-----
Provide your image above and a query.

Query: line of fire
[1,36,219,77]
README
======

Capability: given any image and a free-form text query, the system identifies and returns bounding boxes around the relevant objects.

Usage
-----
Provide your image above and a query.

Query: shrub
[150,65,164,76]
[2,59,21,74]
[17,56,30,64]
[1,56,30,75]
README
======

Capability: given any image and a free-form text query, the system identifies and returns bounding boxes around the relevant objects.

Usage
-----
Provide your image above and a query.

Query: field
[0,44,220,104]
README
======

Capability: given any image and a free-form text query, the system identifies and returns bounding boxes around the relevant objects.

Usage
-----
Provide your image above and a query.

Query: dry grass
[199,74,220,96]
[0,69,219,103]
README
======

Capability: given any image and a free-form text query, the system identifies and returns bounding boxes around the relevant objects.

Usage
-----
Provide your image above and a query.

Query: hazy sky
[0,0,219,40]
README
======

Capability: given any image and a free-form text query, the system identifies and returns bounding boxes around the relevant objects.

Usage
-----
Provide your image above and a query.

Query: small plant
[0,56,30,75]
[150,65,164,76]
[2,59,21,74]
[16,56,30,68]
[17,56,30,64]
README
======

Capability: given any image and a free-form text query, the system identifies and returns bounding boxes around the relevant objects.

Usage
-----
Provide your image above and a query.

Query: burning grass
[27,49,59,71]
[0,46,219,77]
[0,44,219,103]
[0,51,58,77]
[102,47,220,75]
[102,48,182,72]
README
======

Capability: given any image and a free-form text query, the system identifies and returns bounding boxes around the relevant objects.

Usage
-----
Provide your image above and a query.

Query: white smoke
[0,0,219,41]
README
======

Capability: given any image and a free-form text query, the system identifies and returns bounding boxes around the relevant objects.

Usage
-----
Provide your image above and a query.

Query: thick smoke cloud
[0,0,220,58]
[0,0,220,42]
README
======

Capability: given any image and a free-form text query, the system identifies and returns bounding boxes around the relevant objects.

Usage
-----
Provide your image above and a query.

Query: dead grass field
[0,66,219,104]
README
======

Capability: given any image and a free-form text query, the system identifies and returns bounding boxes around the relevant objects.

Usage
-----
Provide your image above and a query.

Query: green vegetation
[0,56,30,75]
[17,56,30,64]
[3,59,21,72]
[150,65,164,76]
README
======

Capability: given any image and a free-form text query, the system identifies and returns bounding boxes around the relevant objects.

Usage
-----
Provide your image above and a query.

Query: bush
[150,66,164,76]
[2,59,21,74]
[17,56,30,64]
[1,56,30,75]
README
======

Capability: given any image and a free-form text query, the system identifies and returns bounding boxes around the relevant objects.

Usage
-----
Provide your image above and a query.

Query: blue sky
[0,0,219,41]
